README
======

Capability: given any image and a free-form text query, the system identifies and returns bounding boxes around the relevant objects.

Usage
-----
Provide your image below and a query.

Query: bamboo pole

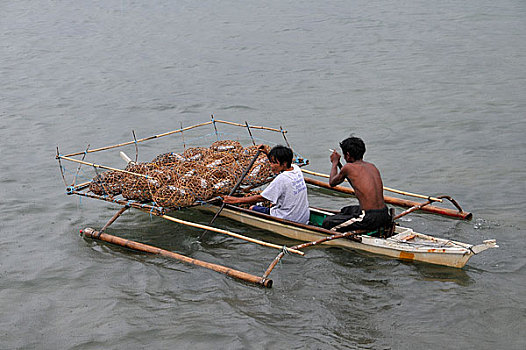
[99,206,129,234]
[68,190,165,214]
[180,121,186,150]
[81,228,272,288]
[158,214,304,256]
[64,182,91,193]
[61,119,284,159]
[301,169,443,202]
[56,146,68,187]
[303,176,472,220]
[280,126,291,148]
[393,199,434,220]
[72,144,90,187]
[245,121,256,146]
[57,155,149,178]
[132,130,139,163]
[213,119,284,133]
[63,121,214,157]
[211,115,219,140]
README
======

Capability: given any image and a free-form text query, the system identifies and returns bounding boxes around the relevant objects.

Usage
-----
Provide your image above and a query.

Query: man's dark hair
[268,145,293,167]
[339,137,366,160]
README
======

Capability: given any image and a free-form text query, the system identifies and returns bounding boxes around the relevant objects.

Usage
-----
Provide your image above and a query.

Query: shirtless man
[321,137,391,233]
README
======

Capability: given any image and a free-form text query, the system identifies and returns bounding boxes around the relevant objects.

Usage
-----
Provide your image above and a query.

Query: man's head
[340,137,366,161]
[268,145,293,168]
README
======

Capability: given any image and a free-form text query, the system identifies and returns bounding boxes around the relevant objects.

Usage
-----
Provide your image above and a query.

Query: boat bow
[470,239,499,255]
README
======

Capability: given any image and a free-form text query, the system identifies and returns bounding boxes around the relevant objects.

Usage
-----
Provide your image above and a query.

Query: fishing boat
[198,203,498,269]
[56,118,498,288]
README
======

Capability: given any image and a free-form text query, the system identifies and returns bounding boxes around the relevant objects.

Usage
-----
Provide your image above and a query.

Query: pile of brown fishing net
[89,141,272,208]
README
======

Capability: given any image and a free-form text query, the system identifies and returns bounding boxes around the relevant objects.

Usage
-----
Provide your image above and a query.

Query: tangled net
[89,141,273,209]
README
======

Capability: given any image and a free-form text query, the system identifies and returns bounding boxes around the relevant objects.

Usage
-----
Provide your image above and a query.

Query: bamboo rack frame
[61,118,285,158]
[58,155,149,178]
[56,118,298,200]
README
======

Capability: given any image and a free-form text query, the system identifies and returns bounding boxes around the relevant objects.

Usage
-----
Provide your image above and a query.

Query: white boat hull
[201,205,497,268]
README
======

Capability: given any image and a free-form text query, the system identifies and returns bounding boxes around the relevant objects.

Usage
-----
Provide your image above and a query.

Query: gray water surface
[1,1,525,349]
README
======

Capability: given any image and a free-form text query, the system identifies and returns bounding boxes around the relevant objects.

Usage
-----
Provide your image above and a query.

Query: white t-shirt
[261,164,310,224]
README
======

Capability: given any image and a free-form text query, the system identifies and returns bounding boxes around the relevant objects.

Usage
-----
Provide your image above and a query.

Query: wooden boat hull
[200,205,497,268]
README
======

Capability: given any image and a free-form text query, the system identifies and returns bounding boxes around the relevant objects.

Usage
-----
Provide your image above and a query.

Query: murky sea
[1,1,525,349]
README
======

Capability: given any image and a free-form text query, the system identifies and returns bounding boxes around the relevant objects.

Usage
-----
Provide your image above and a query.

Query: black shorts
[321,205,391,233]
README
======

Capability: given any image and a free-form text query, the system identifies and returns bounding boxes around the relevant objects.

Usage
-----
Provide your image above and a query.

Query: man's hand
[258,144,269,154]
[329,150,341,164]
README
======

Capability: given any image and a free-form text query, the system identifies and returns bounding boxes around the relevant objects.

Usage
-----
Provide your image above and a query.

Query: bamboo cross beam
[66,181,91,192]
[68,190,166,215]
[301,169,443,202]
[213,119,284,133]
[155,213,304,256]
[303,176,472,220]
[56,155,149,178]
[81,228,272,288]
[260,230,361,282]
[99,206,130,234]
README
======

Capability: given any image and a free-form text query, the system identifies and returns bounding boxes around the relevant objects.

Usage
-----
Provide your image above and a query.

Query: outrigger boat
[56,118,498,288]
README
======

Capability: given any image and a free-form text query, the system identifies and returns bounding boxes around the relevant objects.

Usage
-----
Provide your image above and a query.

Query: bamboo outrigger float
[56,117,497,288]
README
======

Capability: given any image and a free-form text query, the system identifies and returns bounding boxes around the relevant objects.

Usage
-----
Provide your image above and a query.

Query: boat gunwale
[201,203,474,254]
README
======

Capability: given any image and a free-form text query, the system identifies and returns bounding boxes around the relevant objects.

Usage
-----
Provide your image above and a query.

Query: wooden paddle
[200,147,264,240]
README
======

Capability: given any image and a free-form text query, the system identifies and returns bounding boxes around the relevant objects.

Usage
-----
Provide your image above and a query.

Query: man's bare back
[338,160,385,210]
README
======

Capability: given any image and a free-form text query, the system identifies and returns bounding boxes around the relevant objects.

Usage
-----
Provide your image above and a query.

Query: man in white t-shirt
[223,145,310,224]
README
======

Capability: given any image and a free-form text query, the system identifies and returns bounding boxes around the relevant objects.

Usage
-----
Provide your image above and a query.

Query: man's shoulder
[347,160,377,170]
